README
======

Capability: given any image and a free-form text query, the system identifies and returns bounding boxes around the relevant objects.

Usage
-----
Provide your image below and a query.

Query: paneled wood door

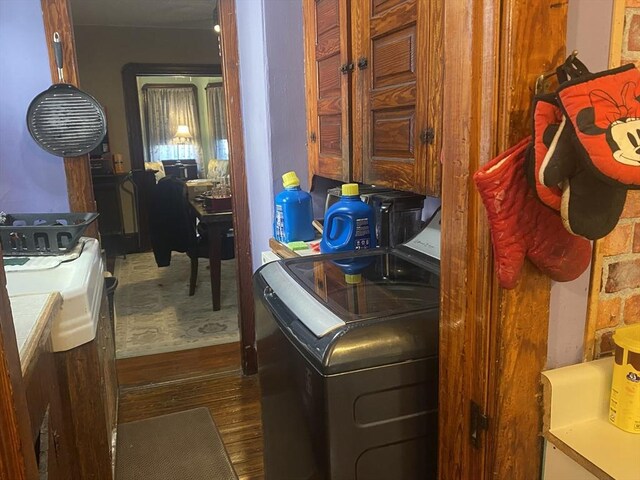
[303,0,352,183]
[354,0,441,196]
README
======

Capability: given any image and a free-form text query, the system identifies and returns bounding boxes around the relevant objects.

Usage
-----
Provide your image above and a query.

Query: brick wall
[594,2,640,357]
[595,191,640,356]
[621,2,640,66]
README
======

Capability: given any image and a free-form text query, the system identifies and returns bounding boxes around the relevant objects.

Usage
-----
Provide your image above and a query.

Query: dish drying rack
[0,212,98,256]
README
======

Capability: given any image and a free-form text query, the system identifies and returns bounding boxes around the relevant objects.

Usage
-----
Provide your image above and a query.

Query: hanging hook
[534,50,579,95]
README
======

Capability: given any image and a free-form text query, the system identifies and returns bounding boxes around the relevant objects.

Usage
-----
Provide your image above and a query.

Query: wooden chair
[188,223,209,295]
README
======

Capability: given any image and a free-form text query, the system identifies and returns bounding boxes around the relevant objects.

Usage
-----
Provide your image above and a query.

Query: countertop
[10,292,62,376]
[542,357,640,480]
[268,237,321,259]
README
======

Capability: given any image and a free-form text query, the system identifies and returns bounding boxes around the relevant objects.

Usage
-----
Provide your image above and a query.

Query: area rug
[116,407,238,480]
[114,251,239,358]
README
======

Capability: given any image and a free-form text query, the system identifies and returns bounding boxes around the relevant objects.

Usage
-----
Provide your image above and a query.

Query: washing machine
[254,211,441,479]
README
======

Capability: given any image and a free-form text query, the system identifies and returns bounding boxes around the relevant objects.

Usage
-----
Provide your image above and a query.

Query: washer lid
[256,249,440,372]
[259,261,346,337]
[282,250,439,326]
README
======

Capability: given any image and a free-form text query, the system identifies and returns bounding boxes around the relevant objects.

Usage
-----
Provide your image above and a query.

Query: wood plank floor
[116,343,264,479]
[117,342,242,387]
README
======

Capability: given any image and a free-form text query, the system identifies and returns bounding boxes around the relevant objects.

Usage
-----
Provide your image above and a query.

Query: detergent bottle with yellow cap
[273,171,315,243]
[321,183,376,254]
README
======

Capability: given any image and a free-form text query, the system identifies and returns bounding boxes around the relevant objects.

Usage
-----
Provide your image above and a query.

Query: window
[142,85,203,171]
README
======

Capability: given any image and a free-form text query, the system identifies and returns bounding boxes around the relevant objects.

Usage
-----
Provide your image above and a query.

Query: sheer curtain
[205,83,229,162]
[142,85,204,173]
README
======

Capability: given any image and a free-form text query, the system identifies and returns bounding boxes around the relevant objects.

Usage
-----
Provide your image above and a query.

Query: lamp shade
[173,124,193,143]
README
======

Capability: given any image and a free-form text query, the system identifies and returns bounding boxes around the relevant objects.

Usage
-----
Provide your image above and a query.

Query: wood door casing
[38,0,258,375]
[0,249,38,479]
[219,0,258,374]
[303,0,352,183]
[485,0,567,477]
[439,0,567,478]
[438,0,499,475]
[41,0,98,237]
[355,0,441,195]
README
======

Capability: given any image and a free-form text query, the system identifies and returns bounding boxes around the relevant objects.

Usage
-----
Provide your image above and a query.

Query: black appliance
[162,159,198,180]
[370,190,426,248]
[90,156,114,175]
[325,186,425,247]
[254,227,440,479]
[324,184,392,214]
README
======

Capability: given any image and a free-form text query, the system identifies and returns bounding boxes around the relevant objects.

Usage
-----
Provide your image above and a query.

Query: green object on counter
[287,241,308,251]
[4,258,30,266]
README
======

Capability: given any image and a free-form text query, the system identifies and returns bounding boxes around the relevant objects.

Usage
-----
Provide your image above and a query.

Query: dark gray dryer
[254,247,440,480]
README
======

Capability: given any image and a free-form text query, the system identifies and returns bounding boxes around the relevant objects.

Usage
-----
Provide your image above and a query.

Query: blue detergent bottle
[273,171,315,243]
[321,183,376,254]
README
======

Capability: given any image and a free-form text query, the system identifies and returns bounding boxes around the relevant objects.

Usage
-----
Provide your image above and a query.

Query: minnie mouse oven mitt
[539,109,628,240]
[526,93,565,211]
[527,56,592,212]
[536,61,634,239]
[558,64,640,187]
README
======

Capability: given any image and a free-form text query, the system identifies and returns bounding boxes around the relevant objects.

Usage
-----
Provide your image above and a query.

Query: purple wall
[236,0,273,270]
[236,0,307,269]
[0,0,69,214]
[264,0,308,197]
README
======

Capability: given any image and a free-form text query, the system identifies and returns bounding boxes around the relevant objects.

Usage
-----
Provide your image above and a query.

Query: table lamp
[173,124,193,178]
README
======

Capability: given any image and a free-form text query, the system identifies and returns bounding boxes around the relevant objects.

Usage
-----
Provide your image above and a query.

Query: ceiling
[70,0,218,30]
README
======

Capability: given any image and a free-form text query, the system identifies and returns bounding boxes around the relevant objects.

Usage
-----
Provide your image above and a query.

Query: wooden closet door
[355,0,441,195]
[303,0,352,183]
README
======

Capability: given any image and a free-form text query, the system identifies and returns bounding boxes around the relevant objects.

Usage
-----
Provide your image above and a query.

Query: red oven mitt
[474,137,592,289]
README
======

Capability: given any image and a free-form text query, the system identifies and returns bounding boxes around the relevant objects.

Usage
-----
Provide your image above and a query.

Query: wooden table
[189,199,233,311]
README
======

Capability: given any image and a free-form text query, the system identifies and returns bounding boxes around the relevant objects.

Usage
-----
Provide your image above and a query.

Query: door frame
[439,0,568,477]
[40,0,257,374]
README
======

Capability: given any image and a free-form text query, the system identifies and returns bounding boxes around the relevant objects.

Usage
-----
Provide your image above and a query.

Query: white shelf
[542,357,640,480]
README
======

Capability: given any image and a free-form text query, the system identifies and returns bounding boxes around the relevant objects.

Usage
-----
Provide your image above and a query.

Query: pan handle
[53,32,64,83]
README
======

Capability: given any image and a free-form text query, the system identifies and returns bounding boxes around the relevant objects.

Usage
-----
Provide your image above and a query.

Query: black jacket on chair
[149,177,200,267]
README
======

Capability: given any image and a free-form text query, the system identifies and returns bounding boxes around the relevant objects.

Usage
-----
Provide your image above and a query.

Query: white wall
[546,0,614,369]
[236,0,307,270]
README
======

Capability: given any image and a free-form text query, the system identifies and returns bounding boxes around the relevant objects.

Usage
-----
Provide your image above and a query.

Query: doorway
[44,0,256,372]
[119,63,238,358]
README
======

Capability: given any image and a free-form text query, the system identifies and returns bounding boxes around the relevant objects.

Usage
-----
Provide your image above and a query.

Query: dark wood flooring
[116,343,264,479]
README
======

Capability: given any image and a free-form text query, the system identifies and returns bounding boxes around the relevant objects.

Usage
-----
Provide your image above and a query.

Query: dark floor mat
[116,407,238,480]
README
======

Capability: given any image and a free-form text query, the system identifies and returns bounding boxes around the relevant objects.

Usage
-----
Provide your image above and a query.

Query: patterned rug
[114,252,239,358]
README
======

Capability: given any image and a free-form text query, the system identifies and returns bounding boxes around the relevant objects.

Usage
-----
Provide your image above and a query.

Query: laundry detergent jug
[321,183,376,254]
[273,171,315,243]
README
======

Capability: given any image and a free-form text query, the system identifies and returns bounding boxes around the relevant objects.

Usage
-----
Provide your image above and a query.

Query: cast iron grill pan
[26,32,106,157]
